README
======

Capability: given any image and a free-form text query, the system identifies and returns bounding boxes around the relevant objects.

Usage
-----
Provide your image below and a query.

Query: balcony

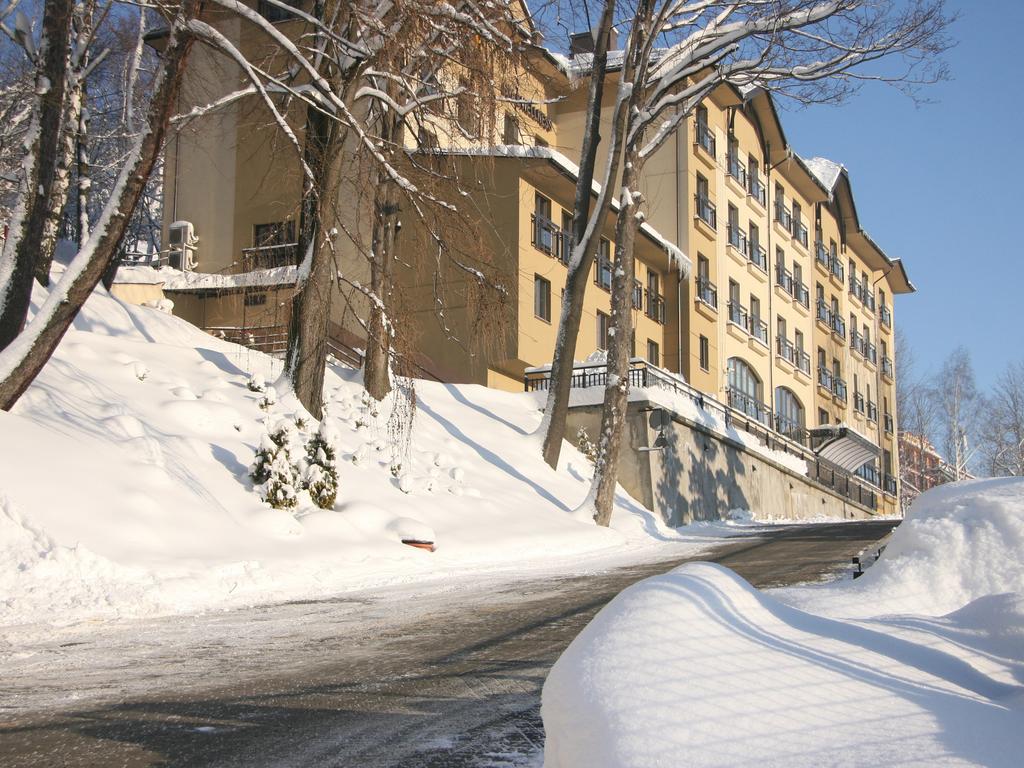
[865,342,877,365]
[863,289,876,313]
[815,241,830,269]
[818,366,834,391]
[727,388,771,426]
[834,377,848,402]
[727,154,748,187]
[531,214,557,254]
[774,201,792,232]
[830,256,845,283]
[749,241,768,272]
[884,412,894,433]
[849,274,862,302]
[695,123,715,158]
[694,194,717,230]
[794,281,809,308]
[880,304,892,329]
[854,391,865,414]
[882,356,894,380]
[776,337,811,375]
[856,464,881,488]
[816,300,832,327]
[696,276,718,310]
[241,242,298,270]
[646,290,666,324]
[748,176,766,207]
[832,314,846,339]
[792,219,809,248]
[728,301,768,346]
[727,224,748,256]
[884,474,897,497]
[867,400,878,422]
[632,279,643,310]
[850,329,864,357]
[775,264,794,296]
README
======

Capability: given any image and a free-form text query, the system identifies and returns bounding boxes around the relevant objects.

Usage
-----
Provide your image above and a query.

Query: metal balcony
[695,123,715,157]
[695,194,717,229]
[696,276,718,309]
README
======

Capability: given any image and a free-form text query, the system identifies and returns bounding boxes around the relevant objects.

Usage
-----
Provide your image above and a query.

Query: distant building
[899,432,970,510]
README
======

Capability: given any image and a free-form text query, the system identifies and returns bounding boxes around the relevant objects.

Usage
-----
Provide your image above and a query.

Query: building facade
[143,7,914,515]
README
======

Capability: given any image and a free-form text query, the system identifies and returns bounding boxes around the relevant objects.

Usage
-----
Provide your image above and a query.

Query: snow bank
[542,480,1024,767]
[782,477,1024,618]
[0,286,705,635]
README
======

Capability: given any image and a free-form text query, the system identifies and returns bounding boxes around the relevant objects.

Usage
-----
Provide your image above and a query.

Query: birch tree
[537,0,953,525]
[0,0,200,410]
[932,346,978,481]
[981,362,1024,477]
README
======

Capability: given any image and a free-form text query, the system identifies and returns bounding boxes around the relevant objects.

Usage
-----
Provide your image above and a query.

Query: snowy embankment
[0,287,709,635]
[542,478,1024,767]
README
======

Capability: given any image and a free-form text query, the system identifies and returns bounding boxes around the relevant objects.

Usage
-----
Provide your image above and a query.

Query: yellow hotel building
[145,8,912,515]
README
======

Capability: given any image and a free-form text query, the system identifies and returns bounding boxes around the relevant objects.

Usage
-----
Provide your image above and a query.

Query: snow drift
[0,286,696,634]
[542,479,1024,768]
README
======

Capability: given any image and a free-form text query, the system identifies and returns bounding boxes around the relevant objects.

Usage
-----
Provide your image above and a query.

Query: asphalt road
[0,520,896,768]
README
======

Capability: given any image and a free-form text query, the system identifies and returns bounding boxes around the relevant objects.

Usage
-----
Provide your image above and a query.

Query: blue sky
[777,0,1023,391]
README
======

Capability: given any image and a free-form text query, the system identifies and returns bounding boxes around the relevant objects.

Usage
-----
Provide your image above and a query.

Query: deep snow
[541,479,1024,767]
[0,285,722,637]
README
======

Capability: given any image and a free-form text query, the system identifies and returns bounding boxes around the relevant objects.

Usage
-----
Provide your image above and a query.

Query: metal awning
[807,425,880,471]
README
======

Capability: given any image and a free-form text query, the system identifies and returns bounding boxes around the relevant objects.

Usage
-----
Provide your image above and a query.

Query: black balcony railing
[776,264,794,295]
[728,301,768,345]
[830,256,845,282]
[728,225,748,254]
[241,242,299,270]
[884,474,898,496]
[695,194,717,229]
[696,276,718,309]
[882,356,894,380]
[815,241,830,268]
[727,154,748,186]
[831,314,846,339]
[775,201,792,231]
[632,280,643,310]
[748,176,766,206]
[523,360,877,510]
[867,400,878,422]
[646,290,666,324]
[854,391,865,413]
[881,304,892,328]
[696,123,715,157]
[728,388,771,426]
[793,220,809,247]
[794,281,810,308]
[531,213,556,253]
[865,342,877,365]
[834,377,848,401]
[818,366,834,391]
[856,463,881,487]
[750,242,768,272]
[884,412,894,433]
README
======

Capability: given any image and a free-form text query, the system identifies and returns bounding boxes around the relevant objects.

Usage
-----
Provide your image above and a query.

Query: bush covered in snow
[576,427,598,464]
[247,373,266,393]
[258,386,278,410]
[305,421,339,510]
[250,420,301,510]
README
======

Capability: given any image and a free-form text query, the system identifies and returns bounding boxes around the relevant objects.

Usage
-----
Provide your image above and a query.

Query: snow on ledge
[114,265,298,291]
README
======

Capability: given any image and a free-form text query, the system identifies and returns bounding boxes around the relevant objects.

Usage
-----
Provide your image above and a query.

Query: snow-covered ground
[542,478,1024,767]
[0,286,731,638]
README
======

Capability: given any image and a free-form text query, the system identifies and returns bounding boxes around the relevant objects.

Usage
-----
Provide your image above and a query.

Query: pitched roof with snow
[802,156,845,192]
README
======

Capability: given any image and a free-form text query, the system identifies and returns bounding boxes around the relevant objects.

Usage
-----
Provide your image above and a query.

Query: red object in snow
[402,539,436,552]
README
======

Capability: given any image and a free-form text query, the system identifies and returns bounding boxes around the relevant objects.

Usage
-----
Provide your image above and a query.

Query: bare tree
[539,0,954,525]
[981,361,1024,477]
[0,0,75,349]
[0,0,200,410]
[932,346,978,481]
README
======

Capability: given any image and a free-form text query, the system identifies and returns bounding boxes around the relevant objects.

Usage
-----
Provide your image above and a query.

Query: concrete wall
[567,399,877,526]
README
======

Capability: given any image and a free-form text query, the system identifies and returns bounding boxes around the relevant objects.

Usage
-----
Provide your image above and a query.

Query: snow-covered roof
[114,265,298,291]
[440,145,690,276]
[801,156,844,192]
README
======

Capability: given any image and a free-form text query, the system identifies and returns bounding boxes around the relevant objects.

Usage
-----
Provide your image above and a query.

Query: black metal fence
[525,359,883,510]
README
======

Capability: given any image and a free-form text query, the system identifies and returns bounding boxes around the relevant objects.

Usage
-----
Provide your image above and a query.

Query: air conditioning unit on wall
[167,221,198,271]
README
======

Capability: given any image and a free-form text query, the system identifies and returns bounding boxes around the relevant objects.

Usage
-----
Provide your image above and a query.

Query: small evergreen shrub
[305,421,339,510]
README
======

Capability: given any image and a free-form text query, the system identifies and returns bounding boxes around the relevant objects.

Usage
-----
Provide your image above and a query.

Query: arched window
[774,387,805,438]
[727,357,766,423]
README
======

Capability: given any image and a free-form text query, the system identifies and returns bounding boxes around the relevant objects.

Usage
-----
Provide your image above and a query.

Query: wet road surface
[0,520,896,767]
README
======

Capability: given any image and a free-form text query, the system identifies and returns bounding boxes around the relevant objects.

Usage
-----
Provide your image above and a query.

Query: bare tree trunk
[540,0,621,469]
[363,101,402,401]
[363,181,399,400]
[0,0,74,350]
[77,76,91,249]
[286,101,337,419]
[590,154,643,527]
[0,1,198,411]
